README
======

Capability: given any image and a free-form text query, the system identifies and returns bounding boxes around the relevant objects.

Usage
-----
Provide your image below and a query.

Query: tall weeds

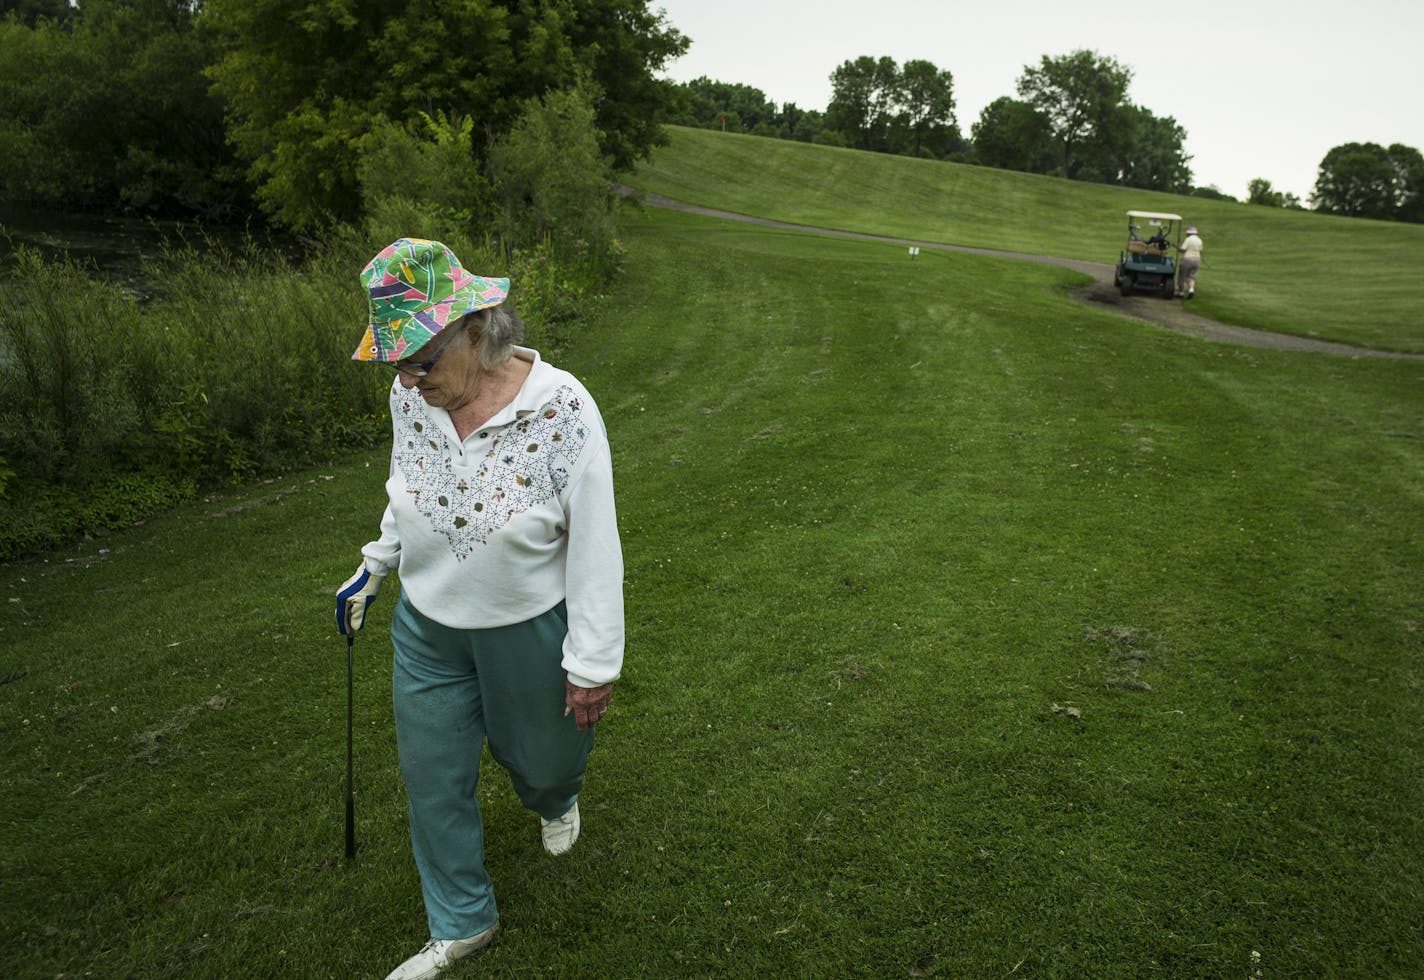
[1,81,625,559]
[0,225,618,559]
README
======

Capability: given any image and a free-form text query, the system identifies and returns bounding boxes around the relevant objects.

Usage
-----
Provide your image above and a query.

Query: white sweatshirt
[361,347,624,688]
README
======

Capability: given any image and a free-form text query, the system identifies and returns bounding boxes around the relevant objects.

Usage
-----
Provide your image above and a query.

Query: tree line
[670,50,1193,195]
[0,0,688,239]
[0,0,689,555]
[671,49,1424,222]
[2,4,1420,228]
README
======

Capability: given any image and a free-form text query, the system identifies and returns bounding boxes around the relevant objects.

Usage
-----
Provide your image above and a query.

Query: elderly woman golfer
[335,238,624,980]
[1175,225,1204,299]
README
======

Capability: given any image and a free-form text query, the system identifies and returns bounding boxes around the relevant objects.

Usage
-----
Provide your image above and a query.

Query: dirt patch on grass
[631,190,1424,361]
[130,693,233,764]
[1085,625,1155,692]
[71,693,233,795]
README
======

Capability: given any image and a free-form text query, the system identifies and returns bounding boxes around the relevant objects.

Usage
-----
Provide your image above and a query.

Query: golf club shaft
[346,633,356,859]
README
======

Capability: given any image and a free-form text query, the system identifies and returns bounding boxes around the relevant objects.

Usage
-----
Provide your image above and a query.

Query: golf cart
[1114,210,1180,298]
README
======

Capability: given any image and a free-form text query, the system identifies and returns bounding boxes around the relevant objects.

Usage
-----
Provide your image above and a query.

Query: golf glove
[336,564,385,635]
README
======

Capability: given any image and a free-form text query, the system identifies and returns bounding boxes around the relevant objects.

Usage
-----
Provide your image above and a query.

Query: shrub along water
[0,240,370,557]
[0,76,626,558]
[0,220,622,559]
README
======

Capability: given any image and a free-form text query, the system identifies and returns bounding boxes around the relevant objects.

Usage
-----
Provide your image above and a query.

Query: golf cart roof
[1127,210,1182,221]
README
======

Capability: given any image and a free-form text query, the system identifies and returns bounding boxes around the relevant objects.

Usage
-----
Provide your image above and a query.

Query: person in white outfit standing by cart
[336,237,624,980]
[1175,225,1204,299]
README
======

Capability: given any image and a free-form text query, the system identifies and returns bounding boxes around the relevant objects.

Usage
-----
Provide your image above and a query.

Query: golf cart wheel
[1118,274,1133,297]
[1161,280,1174,299]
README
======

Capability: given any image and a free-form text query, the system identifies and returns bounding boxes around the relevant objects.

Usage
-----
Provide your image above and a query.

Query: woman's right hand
[565,681,613,732]
[336,563,386,635]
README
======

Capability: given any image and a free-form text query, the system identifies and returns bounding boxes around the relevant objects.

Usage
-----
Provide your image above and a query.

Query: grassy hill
[3,160,1422,974]
[630,127,1424,353]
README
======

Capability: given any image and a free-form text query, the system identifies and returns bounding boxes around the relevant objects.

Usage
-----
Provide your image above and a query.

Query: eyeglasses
[383,327,461,378]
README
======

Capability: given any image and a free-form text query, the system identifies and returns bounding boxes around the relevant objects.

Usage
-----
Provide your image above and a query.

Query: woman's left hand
[565,681,613,732]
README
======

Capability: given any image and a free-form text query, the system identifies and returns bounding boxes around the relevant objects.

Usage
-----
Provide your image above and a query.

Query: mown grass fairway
[3,205,1422,977]
[632,127,1424,354]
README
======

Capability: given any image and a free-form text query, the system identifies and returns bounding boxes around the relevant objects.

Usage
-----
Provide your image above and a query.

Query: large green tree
[826,55,959,157]
[825,55,900,152]
[1095,105,1192,192]
[205,0,686,231]
[0,0,244,215]
[895,58,959,158]
[1311,142,1411,220]
[1017,49,1132,179]
[969,96,1055,174]
[1387,143,1424,223]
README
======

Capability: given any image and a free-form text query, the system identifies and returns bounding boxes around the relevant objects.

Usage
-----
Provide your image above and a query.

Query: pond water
[0,203,296,299]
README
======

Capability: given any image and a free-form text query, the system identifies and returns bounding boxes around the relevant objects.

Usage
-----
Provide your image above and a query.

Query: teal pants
[391,592,593,939]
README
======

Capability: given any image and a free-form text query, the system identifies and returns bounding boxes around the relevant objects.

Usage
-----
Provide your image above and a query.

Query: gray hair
[461,302,524,371]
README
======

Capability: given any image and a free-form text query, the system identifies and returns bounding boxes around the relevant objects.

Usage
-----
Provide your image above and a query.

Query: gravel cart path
[633,190,1424,362]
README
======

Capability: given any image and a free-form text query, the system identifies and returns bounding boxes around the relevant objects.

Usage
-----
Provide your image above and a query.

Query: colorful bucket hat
[353,238,509,363]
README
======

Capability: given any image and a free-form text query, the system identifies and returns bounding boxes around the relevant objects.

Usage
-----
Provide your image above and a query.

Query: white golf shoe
[540,800,580,855]
[383,924,498,980]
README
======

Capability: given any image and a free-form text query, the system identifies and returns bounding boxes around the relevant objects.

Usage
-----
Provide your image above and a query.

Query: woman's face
[396,316,485,409]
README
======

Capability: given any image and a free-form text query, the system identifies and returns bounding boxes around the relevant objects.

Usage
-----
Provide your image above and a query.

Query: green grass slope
[3,207,1421,976]
[630,126,1424,353]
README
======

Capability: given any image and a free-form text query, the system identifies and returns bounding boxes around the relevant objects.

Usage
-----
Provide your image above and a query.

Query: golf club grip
[346,634,356,859]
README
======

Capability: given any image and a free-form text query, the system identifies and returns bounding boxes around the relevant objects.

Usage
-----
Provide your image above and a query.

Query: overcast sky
[650,0,1424,202]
